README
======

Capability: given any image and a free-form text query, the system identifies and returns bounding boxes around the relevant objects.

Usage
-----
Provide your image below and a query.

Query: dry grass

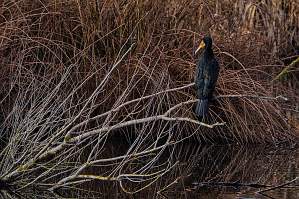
[0,0,298,195]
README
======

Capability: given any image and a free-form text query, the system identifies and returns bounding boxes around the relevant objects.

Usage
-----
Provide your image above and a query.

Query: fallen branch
[192,181,270,189]
[69,87,287,134]
[215,94,288,101]
[1,76,287,183]
[3,87,286,181]
[51,161,178,193]
[192,178,299,191]
[69,83,195,132]
[256,177,299,194]
[2,97,223,181]
[157,176,182,196]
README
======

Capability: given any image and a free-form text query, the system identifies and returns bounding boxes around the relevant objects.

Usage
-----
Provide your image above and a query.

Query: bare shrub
[0,0,298,195]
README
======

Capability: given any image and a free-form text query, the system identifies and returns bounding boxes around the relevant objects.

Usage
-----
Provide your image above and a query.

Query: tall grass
[0,0,298,194]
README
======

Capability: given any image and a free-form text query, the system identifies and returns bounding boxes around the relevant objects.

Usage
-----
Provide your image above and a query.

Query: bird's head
[195,36,213,55]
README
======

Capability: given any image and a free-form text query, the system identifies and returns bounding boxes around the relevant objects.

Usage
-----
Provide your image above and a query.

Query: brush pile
[0,0,298,194]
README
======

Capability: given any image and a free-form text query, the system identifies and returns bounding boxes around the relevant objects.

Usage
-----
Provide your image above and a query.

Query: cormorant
[194,36,219,120]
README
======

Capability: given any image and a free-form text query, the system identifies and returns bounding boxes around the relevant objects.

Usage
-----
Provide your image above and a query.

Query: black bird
[194,36,219,119]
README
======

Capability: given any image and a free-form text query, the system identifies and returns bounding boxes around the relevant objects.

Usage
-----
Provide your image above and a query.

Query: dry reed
[0,0,298,195]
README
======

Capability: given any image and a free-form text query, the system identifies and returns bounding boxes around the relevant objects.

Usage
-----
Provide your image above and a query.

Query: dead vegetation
[0,0,298,195]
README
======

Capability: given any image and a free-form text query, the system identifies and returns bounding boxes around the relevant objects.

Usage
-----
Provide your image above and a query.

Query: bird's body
[194,36,219,119]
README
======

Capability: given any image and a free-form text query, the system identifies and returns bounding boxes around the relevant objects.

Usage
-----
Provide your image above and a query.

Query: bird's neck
[204,47,214,58]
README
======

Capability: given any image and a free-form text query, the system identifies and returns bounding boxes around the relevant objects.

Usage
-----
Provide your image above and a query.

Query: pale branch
[2,80,287,181]
[192,181,270,188]
[68,83,195,132]
[51,156,177,191]
[49,162,93,188]
[69,90,287,134]
[27,43,136,168]
[76,174,118,181]
[256,177,299,194]
[118,162,178,194]
[69,114,224,143]
[49,93,287,160]
[86,141,175,166]
[157,176,182,195]
[2,96,219,181]
[54,169,166,187]
[215,94,288,101]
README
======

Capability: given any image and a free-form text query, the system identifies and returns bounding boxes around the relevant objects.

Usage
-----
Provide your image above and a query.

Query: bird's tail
[195,99,209,119]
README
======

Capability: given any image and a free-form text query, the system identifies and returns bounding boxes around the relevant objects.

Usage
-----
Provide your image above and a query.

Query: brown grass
[0,0,298,194]
[0,0,298,143]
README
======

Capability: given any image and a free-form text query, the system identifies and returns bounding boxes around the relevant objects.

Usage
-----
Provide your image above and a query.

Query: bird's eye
[195,41,206,54]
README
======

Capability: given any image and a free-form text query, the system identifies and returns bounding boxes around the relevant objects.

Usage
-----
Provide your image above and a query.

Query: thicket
[0,0,298,196]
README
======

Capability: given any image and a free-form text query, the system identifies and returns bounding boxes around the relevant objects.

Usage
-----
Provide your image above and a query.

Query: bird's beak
[195,40,205,54]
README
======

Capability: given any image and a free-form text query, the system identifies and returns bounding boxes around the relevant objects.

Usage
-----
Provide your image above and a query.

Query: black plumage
[194,36,219,119]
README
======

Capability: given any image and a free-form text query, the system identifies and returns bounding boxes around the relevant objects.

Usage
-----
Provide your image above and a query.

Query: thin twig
[256,177,299,194]
[68,83,195,132]
[216,94,288,101]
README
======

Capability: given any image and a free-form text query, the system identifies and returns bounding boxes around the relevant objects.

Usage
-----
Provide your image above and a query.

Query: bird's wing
[203,58,219,98]
[202,69,211,98]
[194,59,202,89]
[209,58,220,89]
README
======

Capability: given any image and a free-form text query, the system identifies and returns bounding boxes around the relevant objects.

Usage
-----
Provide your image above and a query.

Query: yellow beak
[195,40,205,54]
